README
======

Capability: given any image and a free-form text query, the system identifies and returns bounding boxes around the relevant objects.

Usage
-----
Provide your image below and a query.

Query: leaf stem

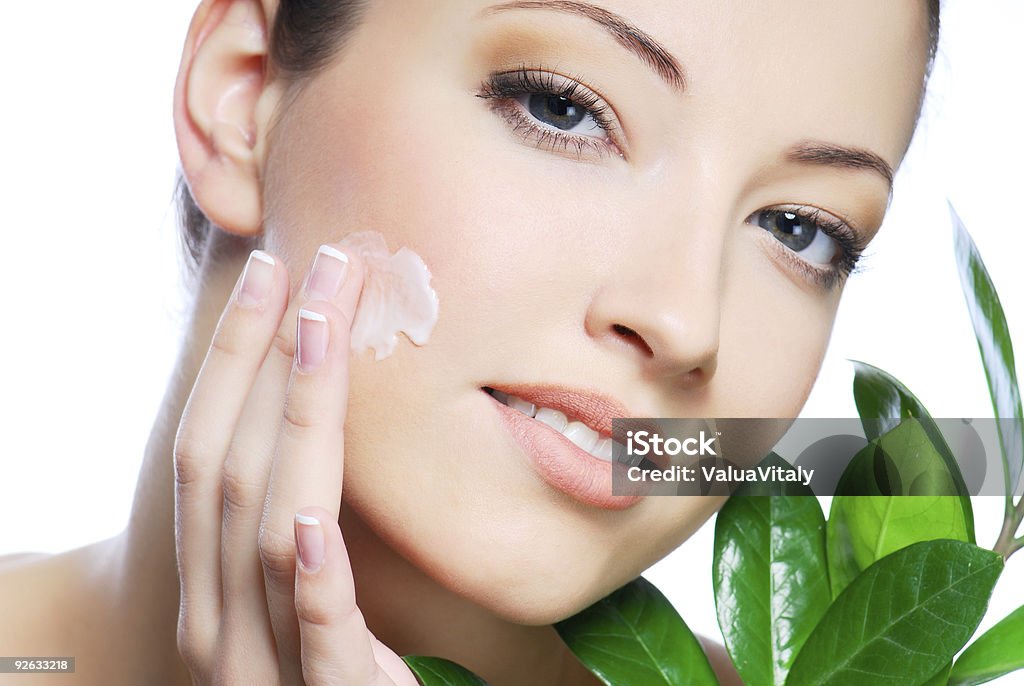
[995,496,1024,560]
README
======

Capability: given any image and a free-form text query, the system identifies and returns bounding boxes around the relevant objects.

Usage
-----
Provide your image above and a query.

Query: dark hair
[175,0,942,280]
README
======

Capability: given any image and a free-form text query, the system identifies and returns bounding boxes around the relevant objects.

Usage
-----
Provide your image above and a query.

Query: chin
[462,568,623,626]
[426,532,655,626]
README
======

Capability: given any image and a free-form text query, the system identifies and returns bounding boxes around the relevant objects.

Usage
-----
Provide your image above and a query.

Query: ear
[173,0,281,237]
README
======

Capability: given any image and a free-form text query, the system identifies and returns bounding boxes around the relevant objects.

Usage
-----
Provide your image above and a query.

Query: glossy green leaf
[554,576,719,686]
[402,656,489,685]
[850,360,974,537]
[713,478,829,686]
[951,203,1024,497]
[922,663,952,686]
[852,360,938,441]
[835,419,966,497]
[949,604,1024,685]
[827,495,972,597]
[785,540,1003,686]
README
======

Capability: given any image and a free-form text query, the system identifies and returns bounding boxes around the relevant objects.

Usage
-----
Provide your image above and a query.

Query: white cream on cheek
[338,230,440,361]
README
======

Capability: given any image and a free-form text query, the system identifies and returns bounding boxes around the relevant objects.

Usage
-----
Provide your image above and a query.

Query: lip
[487,383,633,437]
[483,385,649,510]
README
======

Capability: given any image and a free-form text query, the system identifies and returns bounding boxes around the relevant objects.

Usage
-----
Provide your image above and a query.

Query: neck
[115,228,592,686]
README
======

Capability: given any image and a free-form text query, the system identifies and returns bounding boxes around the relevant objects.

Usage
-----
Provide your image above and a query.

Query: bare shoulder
[0,539,116,640]
[0,550,51,569]
[0,537,132,685]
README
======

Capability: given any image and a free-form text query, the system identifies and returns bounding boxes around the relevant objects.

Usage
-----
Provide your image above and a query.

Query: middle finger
[260,246,364,677]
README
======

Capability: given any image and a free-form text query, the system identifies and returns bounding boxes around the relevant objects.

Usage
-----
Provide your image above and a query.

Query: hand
[173,243,419,685]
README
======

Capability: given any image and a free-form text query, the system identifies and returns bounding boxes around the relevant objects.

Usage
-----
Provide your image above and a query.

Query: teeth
[534,407,568,432]
[592,437,614,461]
[508,396,537,418]
[491,389,611,462]
[563,421,599,453]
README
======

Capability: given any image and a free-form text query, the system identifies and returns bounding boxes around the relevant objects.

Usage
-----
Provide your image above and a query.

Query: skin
[0,0,931,684]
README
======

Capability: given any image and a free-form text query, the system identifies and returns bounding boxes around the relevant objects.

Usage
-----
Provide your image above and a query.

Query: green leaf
[402,656,489,685]
[827,495,972,597]
[922,663,952,686]
[949,604,1024,685]
[850,361,974,538]
[835,419,970,497]
[785,540,1003,686]
[713,475,829,686]
[852,360,937,441]
[554,576,719,686]
[951,203,1024,497]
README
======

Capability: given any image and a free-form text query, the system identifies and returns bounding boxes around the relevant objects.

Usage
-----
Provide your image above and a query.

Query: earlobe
[174,0,279,237]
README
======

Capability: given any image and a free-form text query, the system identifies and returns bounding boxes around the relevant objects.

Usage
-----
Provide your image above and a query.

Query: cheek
[720,256,837,417]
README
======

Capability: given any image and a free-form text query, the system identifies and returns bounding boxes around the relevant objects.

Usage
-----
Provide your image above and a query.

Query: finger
[218,245,359,671]
[217,267,313,648]
[258,246,364,680]
[173,249,288,646]
[294,508,418,686]
[263,299,359,679]
[216,358,290,679]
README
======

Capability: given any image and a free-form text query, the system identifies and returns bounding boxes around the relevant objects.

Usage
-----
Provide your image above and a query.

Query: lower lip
[485,391,647,510]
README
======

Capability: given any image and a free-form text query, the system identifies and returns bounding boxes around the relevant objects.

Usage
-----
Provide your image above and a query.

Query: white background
[1,0,1022,653]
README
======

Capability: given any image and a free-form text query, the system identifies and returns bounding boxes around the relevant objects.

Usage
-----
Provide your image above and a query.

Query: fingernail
[294,513,324,572]
[304,245,349,301]
[297,308,329,372]
[237,250,275,308]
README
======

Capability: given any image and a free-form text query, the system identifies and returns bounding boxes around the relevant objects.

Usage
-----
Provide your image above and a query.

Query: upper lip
[483,383,636,438]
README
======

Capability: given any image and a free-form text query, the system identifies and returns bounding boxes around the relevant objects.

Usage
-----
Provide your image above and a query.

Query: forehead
[371,0,931,167]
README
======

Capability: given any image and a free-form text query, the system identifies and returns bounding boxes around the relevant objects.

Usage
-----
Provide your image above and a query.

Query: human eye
[747,206,867,291]
[477,66,624,160]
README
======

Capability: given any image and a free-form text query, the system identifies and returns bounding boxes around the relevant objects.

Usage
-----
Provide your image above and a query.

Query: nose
[585,216,724,387]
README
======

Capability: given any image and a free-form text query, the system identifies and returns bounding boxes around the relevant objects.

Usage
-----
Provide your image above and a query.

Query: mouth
[483,386,614,462]
[481,384,649,510]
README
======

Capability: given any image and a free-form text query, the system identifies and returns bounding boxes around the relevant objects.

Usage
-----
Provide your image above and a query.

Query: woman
[0,0,941,683]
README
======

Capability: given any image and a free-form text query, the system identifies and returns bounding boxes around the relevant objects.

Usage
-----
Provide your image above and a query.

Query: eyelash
[476,66,624,159]
[752,206,867,291]
[477,67,866,290]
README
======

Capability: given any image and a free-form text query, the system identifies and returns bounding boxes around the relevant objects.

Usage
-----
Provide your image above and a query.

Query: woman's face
[257,0,930,623]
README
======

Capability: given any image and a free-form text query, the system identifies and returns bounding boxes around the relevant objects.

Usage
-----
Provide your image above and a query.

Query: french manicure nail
[297,308,329,372]
[294,513,325,572]
[305,245,349,301]
[237,250,275,307]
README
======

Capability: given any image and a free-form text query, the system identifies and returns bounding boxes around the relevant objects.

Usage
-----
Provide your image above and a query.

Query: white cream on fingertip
[338,230,440,361]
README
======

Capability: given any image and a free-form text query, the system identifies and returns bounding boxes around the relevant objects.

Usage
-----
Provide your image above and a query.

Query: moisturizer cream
[338,231,439,361]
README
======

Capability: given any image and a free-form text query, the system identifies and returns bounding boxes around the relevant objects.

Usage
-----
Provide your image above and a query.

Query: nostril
[612,324,653,357]
[612,324,634,337]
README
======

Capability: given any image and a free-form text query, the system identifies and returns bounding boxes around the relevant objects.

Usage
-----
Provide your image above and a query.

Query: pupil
[774,211,815,250]
[528,94,586,130]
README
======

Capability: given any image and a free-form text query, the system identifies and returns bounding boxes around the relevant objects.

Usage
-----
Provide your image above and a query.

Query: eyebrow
[482,0,687,92]
[787,142,896,193]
